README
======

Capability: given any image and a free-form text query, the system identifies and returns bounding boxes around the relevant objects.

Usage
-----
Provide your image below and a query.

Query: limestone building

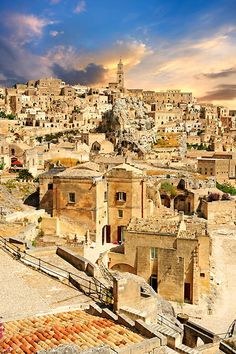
[108,59,125,93]
[51,165,108,245]
[39,162,149,245]
[106,163,149,243]
[109,215,210,304]
[197,152,236,183]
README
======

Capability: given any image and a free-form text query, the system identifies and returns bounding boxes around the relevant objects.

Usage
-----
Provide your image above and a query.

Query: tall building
[116,58,124,91]
[108,59,125,94]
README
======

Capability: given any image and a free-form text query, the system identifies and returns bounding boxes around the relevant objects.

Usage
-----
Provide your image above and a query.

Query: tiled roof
[0,310,143,353]
[57,167,102,178]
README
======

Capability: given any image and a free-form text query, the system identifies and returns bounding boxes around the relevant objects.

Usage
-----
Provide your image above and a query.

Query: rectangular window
[48,183,53,190]
[104,191,107,201]
[116,192,126,201]
[68,192,76,203]
[118,210,123,218]
[150,247,158,259]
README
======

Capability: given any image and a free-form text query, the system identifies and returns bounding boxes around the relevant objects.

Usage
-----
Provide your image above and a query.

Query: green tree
[7,114,16,120]
[18,169,34,181]
[160,181,177,198]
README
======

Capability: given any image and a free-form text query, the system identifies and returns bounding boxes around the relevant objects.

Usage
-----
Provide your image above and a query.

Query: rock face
[113,97,154,131]
[0,184,32,214]
[101,97,156,154]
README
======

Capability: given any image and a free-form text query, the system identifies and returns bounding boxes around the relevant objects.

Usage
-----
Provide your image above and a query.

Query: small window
[200,273,205,278]
[116,192,126,201]
[104,191,107,201]
[118,210,123,218]
[48,183,53,190]
[151,247,158,259]
[68,192,75,203]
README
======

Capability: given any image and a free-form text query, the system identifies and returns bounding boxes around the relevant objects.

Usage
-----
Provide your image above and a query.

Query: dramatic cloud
[74,0,86,14]
[5,13,55,44]
[202,67,236,79]
[199,84,236,101]
[52,63,107,85]
[45,40,152,85]
[123,27,236,108]
[0,38,51,86]
[0,10,235,109]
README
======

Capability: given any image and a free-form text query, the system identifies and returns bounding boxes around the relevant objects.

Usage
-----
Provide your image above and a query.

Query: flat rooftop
[0,248,91,322]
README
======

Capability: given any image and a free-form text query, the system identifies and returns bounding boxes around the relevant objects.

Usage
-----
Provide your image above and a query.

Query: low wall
[18,223,38,241]
[201,200,235,223]
[5,209,46,223]
[57,246,99,277]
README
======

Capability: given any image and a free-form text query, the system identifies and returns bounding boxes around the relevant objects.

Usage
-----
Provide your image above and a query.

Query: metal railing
[99,260,114,285]
[157,314,183,334]
[0,236,113,306]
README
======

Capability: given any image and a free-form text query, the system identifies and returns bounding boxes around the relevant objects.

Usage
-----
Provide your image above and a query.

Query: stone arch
[174,194,186,212]
[111,263,135,274]
[160,194,171,208]
[91,141,101,152]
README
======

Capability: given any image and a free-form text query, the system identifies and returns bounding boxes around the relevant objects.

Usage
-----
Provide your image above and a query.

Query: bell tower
[117,58,124,91]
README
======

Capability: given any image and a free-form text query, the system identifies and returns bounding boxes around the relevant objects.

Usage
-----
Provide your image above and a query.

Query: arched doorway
[102,225,111,244]
[160,194,171,208]
[174,195,186,212]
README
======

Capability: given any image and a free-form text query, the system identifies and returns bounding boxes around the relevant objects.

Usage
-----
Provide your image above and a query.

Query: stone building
[51,165,108,244]
[197,152,236,183]
[142,89,193,106]
[0,137,10,169]
[109,214,210,304]
[108,59,125,94]
[39,162,151,245]
[106,163,149,243]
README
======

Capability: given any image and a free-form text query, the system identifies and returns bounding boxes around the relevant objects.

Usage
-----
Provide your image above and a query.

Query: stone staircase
[98,260,114,286]
[150,314,202,354]
[176,343,200,354]
[151,322,182,349]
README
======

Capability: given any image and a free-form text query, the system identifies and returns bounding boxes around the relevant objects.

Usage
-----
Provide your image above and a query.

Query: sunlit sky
[0,0,236,107]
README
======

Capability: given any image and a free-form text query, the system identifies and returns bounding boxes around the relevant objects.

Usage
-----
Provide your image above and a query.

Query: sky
[0,0,236,107]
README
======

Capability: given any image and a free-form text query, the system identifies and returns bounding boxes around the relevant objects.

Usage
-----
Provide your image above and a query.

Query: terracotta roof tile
[0,310,143,353]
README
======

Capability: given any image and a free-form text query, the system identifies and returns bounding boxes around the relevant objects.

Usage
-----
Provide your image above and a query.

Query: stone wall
[106,166,148,243]
[201,199,236,223]
[158,249,185,303]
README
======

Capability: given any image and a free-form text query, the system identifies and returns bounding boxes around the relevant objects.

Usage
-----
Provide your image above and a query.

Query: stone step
[176,343,200,354]
[152,323,181,338]
[163,346,179,353]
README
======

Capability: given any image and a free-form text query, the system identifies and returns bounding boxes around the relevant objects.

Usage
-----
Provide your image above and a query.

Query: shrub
[160,181,177,198]
[18,169,34,181]
[216,182,236,195]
